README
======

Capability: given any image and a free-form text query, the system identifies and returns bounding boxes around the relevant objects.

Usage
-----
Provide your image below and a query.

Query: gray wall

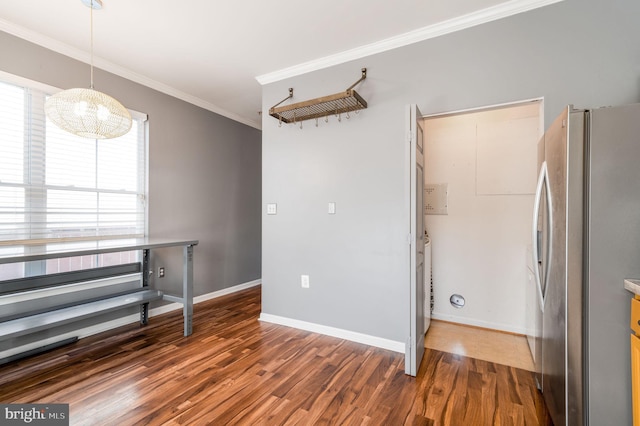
[0,31,261,324]
[262,0,639,347]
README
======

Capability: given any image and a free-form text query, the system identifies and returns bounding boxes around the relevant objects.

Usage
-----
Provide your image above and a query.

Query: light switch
[328,202,336,214]
[267,203,277,215]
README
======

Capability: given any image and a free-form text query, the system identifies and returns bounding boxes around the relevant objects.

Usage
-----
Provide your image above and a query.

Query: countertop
[624,278,640,296]
[0,238,199,264]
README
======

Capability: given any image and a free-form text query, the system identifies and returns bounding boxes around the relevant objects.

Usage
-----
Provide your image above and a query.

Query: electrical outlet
[301,274,310,288]
[328,202,336,214]
[267,203,277,215]
[158,267,165,278]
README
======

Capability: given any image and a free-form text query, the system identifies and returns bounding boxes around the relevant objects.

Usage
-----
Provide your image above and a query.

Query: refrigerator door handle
[532,161,549,312]
[542,163,553,307]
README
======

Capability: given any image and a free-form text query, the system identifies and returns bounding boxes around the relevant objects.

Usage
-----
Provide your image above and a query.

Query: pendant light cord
[90,0,94,89]
[44,0,133,140]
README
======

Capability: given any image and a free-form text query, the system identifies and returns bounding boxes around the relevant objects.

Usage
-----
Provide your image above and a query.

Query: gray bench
[0,262,160,341]
[0,238,197,362]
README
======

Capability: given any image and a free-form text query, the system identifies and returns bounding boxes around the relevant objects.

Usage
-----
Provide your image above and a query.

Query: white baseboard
[193,279,261,304]
[150,278,262,317]
[259,313,405,354]
[0,279,262,361]
[431,312,526,335]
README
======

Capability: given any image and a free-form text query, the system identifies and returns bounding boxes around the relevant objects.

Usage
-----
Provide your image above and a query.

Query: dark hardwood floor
[0,286,551,425]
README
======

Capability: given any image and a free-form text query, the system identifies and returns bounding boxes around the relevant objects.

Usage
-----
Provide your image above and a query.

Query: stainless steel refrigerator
[533,104,640,425]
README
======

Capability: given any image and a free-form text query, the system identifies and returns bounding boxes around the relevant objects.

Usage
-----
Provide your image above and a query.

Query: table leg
[183,244,193,336]
[140,249,150,325]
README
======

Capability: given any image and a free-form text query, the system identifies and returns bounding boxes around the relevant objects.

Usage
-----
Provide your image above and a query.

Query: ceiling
[0,0,557,129]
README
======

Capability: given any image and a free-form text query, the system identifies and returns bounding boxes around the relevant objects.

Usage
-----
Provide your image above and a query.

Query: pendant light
[45,0,132,139]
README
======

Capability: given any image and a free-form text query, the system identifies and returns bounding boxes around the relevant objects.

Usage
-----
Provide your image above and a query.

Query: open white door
[405,104,425,376]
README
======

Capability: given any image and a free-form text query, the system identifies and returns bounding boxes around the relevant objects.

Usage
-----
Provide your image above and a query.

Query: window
[0,74,147,278]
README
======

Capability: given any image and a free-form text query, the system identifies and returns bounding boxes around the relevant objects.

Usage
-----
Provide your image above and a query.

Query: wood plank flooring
[0,286,551,425]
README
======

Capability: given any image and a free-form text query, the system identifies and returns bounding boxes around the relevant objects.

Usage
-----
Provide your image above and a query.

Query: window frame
[0,70,149,277]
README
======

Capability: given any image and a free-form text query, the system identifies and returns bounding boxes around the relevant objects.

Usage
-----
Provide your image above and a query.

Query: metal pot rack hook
[346,68,367,91]
[272,88,292,127]
[272,88,293,109]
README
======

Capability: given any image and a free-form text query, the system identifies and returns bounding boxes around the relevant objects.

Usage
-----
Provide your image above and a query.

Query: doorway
[421,99,543,348]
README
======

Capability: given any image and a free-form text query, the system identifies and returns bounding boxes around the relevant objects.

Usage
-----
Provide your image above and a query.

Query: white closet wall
[423,101,542,333]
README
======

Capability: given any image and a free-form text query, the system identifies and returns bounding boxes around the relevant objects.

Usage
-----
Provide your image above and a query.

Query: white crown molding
[0,18,262,130]
[256,0,564,85]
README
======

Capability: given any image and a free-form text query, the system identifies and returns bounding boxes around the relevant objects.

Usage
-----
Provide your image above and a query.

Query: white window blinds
[0,78,147,245]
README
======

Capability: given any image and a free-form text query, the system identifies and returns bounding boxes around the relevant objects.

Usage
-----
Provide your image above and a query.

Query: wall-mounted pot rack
[269,68,367,126]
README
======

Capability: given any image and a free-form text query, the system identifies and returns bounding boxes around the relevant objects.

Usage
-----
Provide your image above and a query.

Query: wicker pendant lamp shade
[45,88,131,139]
[45,0,132,140]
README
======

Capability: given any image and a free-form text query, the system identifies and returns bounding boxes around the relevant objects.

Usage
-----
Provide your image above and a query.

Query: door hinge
[407,233,413,245]
[407,131,412,143]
